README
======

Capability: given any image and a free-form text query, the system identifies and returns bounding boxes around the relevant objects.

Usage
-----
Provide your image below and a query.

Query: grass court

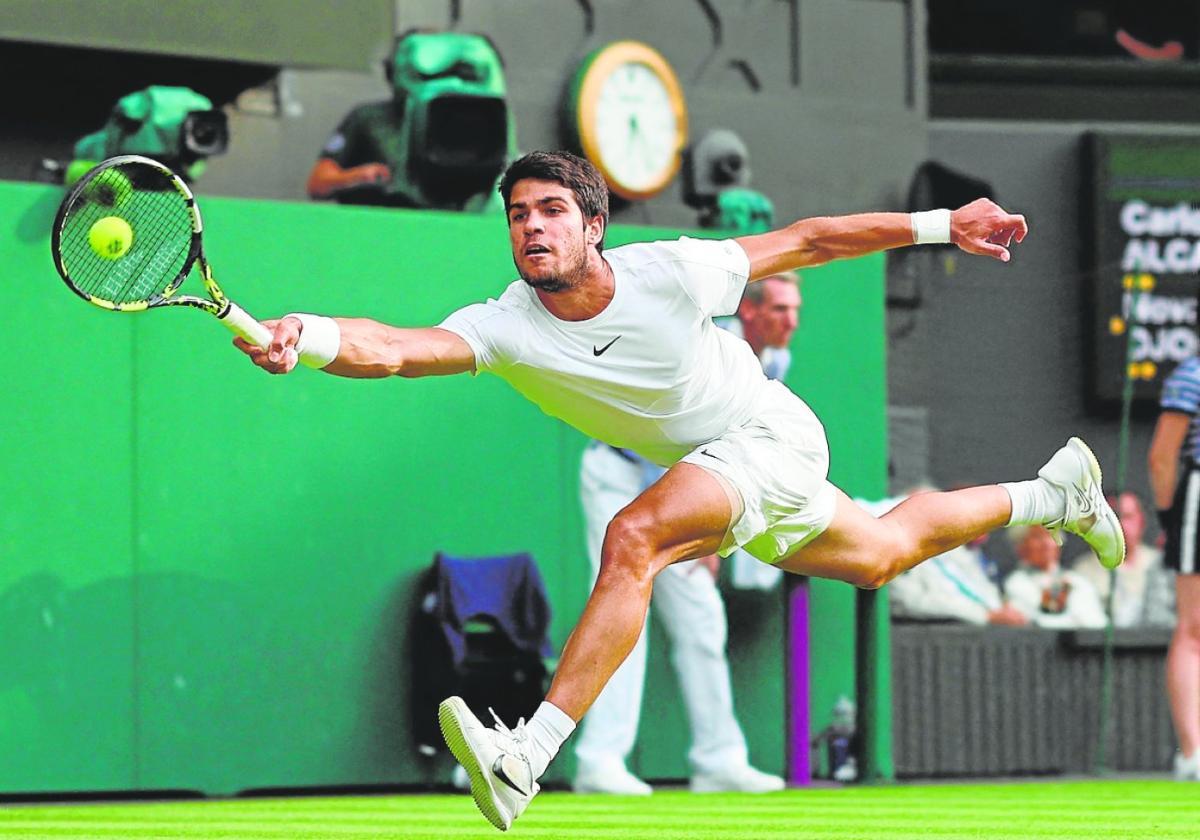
[2,779,1193,839]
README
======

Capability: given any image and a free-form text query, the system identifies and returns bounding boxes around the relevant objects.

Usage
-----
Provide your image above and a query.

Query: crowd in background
[886,488,1175,630]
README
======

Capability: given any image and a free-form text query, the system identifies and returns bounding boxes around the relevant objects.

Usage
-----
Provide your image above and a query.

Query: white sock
[525,701,576,780]
[1000,478,1064,527]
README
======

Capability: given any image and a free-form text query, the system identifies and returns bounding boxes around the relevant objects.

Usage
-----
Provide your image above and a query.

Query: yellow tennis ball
[88,216,133,260]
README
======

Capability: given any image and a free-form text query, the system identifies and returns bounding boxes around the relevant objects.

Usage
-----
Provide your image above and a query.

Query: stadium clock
[565,40,689,201]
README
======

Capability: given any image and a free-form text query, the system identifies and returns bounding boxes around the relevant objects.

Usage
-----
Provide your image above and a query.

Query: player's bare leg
[779,437,1126,584]
[546,461,740,719]
[440,462,736,831]
[776,486,1011,585]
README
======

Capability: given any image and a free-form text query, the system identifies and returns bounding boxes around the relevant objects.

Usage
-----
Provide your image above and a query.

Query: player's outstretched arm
[233,316,476,378]
[736,198,1028,280]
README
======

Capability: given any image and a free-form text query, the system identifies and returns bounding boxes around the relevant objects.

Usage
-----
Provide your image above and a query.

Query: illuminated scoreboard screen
[1084,133,1200,406]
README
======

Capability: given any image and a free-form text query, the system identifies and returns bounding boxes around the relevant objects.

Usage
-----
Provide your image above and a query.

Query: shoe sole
[438,697,509,831]
[1067,436,1126,569]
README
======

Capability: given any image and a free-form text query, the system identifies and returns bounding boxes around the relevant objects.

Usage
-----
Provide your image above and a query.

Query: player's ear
[585,215,604,247]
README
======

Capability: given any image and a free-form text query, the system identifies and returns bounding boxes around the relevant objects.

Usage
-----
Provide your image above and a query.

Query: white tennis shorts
[679,380,838,565]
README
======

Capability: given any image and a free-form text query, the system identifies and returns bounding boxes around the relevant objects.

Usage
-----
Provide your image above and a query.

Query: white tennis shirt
[439,237,771,466]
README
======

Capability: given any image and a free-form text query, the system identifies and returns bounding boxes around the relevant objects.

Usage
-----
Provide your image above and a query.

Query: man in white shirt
[234,151,1124,832]
[890,538,1027,627]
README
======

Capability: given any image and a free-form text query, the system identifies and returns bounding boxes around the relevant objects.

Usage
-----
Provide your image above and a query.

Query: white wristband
[911,209,952,245]
[287,313,341,369]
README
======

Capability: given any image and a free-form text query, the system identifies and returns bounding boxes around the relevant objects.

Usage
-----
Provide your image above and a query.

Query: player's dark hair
[500,151,609,252]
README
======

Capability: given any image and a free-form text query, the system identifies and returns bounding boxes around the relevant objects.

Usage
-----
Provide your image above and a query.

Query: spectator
[570,272,801,796]
[1069,491,1175,628]
[1004,525,1106,629]
[890,529,1027,626]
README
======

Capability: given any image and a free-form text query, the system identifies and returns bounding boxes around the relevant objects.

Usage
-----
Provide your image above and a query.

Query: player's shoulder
[609,236,742,267]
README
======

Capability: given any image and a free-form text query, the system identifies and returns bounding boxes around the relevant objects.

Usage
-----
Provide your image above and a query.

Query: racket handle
[220,300,275,349]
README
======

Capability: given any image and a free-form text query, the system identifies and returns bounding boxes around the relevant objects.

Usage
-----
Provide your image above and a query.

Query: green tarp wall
[0,181,885,794]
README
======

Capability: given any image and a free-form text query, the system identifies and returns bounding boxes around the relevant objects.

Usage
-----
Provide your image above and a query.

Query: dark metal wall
[892,624,1175,776]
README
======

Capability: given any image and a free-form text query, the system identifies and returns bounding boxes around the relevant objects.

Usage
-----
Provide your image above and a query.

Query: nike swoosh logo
[700,448,726,463]
[593,335,622,356]
[492,756,530,796]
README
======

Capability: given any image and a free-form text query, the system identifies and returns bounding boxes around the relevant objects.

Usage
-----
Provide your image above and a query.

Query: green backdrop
[0,181,884,794]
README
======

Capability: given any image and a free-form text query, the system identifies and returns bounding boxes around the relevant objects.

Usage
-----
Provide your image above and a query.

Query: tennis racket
[50,154,275,350]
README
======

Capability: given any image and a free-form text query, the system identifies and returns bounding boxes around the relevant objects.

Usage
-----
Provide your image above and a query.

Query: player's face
[1019,526,1060,572]
[743,278,801,348]
[507,178,597,293]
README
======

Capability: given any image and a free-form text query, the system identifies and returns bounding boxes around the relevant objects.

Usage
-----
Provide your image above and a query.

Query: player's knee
[599,513,659,581]
[850,562,892,590]
[849,531,911,589]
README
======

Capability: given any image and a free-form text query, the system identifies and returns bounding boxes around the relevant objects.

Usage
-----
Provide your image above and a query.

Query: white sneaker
[573,760,653,795]
[1174,751,1200,781]
[690,764,786,793]
[439,696,539,831]
[1037,437,1126,569]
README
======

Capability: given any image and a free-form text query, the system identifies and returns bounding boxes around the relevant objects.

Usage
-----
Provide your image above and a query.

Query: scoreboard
[1084,133,1200,406]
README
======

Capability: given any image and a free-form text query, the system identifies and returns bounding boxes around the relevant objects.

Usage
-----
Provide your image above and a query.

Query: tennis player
[235,151,1125,831]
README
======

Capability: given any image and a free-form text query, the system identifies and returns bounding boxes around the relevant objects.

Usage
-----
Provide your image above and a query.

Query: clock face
[595,63,680,194]
[569,41,688,201]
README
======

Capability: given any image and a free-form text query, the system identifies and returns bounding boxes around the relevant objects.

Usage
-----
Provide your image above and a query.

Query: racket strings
[111,199,192,303]
[58,162,195,307]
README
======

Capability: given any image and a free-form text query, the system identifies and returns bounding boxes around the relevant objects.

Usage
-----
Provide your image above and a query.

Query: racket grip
[220,301,275,349]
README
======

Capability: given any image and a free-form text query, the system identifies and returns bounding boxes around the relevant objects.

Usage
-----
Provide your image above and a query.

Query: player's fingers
[267,317,302,364]
[1011,214,1028,242]
[964,237,1010,262]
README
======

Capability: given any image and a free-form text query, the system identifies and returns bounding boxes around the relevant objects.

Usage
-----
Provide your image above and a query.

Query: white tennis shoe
[1037,437,1126,570]
[439,696,539,832]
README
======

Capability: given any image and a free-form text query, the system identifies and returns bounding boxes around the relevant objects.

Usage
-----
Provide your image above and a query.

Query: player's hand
[352,163,391,188]
[232,317,301,374]
[951,198,1028,262]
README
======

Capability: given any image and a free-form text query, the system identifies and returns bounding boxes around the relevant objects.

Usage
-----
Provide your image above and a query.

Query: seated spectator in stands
[1004,525,1106,629]
[890,531,1028,626]
[1069,491,1175,628]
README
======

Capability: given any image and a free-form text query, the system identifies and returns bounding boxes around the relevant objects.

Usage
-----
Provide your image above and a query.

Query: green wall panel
[0,182,883,793]
[0,183,136,792]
